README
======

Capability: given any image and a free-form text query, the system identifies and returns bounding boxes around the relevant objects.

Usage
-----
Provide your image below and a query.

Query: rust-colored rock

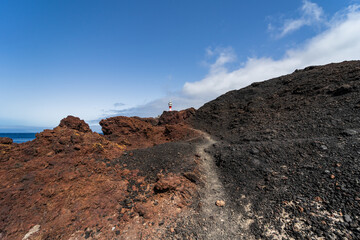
[158,108,196,125]
[154,174,182,193]
[0,117,129,239]
[99,110,198,150]
[133,116,159,126]
[0,137,13,144]
[59,115,92,133]
[0,114,200,239]
[134,202,154,219]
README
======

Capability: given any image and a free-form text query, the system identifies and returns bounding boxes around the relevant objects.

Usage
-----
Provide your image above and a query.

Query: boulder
[59,115,92,133]
[0,137,13,144]
[154,175,182,193]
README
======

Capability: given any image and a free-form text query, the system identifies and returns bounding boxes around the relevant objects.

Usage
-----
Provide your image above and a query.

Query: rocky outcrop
[99,110,198,149]
[59,115,92,133]
[158,108,196,125]
[0,137,13,144]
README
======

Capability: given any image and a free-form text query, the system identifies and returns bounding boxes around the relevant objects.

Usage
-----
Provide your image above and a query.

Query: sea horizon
[0,133,37,143]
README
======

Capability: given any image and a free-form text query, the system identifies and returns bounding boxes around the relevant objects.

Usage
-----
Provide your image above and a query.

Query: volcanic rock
[215,200,225,207]
[154,174,182,193]
[0,114,200,239]
[59,115,92,133]
[342,129,358,136]
[158,108,196,125]
[0,137,13,144]
[192,60,360,239]
[99,110,198,149]
[134,202,154,219]
[344,214,352,223]
[22,225,40,240]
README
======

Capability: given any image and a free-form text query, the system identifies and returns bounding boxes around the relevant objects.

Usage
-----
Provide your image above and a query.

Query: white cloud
[302,0,323,20]
[183,5,360,101]
[275,0,325,38]
[207,47,236,74]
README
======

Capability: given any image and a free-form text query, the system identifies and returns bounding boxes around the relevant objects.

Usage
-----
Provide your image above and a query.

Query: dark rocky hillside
[192,61,360,239]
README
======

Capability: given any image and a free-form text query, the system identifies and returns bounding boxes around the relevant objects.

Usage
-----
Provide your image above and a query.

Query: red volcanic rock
[0,114,200,239]
[100,114,198,149]
[158,108,196,125]
[99,116,164,148]
[0,137,13,144]
[134,202,154,219]
[59,115,92,133]
[154,174,182,193]
[0,116,129,239]
[100,116,155,136]
[133,116,159,126]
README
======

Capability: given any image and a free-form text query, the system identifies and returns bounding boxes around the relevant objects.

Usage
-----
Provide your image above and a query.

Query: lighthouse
[168,101,172,111]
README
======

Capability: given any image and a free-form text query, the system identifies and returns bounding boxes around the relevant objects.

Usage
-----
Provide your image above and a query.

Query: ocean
[0,133,37,143]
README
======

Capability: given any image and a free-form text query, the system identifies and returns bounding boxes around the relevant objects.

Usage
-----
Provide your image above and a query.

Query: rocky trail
[196,131,253,240]
[168,131,255,240]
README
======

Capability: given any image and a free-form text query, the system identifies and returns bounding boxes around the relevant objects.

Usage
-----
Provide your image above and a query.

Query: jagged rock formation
[99,108,197,149]
[158,107,196,125]
[58,115,92,133]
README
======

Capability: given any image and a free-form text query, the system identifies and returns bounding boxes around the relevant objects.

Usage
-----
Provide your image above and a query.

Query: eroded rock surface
[158,107,196,125]
[99,108,198,149]
[59,115,92,133]
[0,115,201,239]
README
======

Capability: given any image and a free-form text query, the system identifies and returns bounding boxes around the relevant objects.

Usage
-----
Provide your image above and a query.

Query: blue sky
[1,0,360,132]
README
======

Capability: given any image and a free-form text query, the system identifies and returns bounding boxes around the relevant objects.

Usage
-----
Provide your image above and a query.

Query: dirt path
[195,131,254,240]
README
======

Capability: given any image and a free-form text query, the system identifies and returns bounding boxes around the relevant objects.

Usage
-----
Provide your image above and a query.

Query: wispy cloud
[204,47,236,74]
[271,0,325,38]
[113,102,125,107]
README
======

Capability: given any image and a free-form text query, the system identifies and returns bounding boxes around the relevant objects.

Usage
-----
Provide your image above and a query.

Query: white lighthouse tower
[168,100,172,111]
